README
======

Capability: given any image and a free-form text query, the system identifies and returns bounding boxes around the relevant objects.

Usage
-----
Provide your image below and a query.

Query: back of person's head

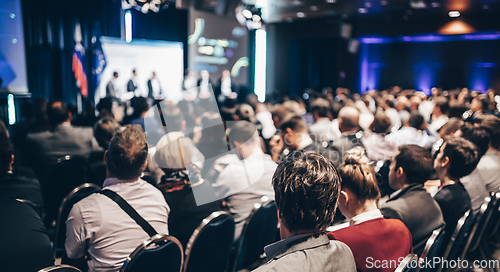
[441,136,480,179]
[234,104,256,123]
[434,96,449,115]
[439,117,463,136]
[97,97,112,112]
[279,115,308,133]
[271,105,289,122]
[160,102,184,132]
[311,98,330,118]
[408,111,424,129]
[228,121,258,146]
[371,111,391,134]
[155,136,198,170]
[395,145,433,184]
[94,117,121,150]
[474,115,500,150]
[339,148,380,202]
[273,151,341,233]
[460,123,489,158]
[47,100,70,127]
[338,106,360,131]
[330,100,342,119]
[0,133,13,172]
[34,98,48,117]
[106,125,148,180]
[134,97,150,115]
[282,100,302,115]
[472,94,489,113]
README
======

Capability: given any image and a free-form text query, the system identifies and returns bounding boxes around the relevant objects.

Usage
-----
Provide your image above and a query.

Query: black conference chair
[232,197,279,272]
[418,226,445,272]
[53,183,102,258]
[460,194,496,260]
[37,265,82,272]
[437,210,474,272]
[183,211,235,272]
[395,254,419,272]
[121,234,183,272]
[45,155,89,227]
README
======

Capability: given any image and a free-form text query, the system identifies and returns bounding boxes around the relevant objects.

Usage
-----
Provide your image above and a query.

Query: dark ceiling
[243,0,500,23]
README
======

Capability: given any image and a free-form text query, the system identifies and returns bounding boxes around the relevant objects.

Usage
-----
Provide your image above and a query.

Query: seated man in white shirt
[64,125,170,272]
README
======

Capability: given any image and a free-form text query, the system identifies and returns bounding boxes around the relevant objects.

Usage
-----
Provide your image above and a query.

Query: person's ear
[67,111,73,122]
[103,150,108,164]
[396,166,404,179]
[10,154,14,166]
[143,160,148,171]
[441,156,450,168]
[181,120,186,131]
[286,127,294,136]
[340,190,349,205]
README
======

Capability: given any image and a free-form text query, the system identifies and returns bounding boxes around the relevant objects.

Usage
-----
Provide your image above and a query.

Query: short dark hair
[106,125,148,180]
[395,145,433,184]
[311,98,330,118]
[234,104,255,123]
[113,71,118,77]
[439,117,463,135]
[371,111,391,134]
[474,115,500,150]
[228,121,257,145]
[442,136,480,179]
[473,95,489,112]
[0,133,13,172]
[408,111,424,129]
[94,117,121,150]
[460,123,489,158]
[279,115,307,133]
[271,105,289,123]
[273,151,341,233]
[134,97,150,114]
[47,100,70,126]
[434,97,449,114]
[340,153,380,202]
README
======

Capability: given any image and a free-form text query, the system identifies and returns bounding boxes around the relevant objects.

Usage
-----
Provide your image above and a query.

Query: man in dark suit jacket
[253,151,356,272]
[381,144,445,256]
[147,71,162,101]
[0,134,44,208]
[127,69,138,94]
[25,101,99,197]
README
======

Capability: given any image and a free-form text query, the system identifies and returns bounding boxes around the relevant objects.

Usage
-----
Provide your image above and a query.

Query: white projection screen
[95,37,184,103]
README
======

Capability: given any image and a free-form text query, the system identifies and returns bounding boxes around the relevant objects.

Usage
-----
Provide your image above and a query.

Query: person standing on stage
[147,71,162,100]
[106,71,120,103]
[127,69,138,96]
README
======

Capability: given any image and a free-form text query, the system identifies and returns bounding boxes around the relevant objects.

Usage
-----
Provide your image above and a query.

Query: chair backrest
[121,234,183,272]
[460,193,497,259]
[418,226,445,272]
[232,198,278,271]
[45,155,89,225]
[183,211,235,272]
[482,190,500,239]
[53,183,102,258]
[38,264,82,272]
[440,210,473,266]
[395,254,419,272]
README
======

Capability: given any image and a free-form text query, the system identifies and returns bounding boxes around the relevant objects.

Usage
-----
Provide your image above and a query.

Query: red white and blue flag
[72,23,88,98]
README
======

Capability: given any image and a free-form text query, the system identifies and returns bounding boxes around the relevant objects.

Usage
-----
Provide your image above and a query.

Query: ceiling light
[448,10,460,17]
[310,5,318,11]
[358,8,368,13]
[326,0,336,3]
[297,12,305,18]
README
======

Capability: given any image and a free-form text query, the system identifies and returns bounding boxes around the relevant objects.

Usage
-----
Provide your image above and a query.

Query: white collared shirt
[348,209,383,226]
[65,178,170,272]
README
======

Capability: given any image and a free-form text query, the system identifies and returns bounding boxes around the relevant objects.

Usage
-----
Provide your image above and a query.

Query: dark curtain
[288,37,338,97]
[21,0,121,105]
[21,0,188,106]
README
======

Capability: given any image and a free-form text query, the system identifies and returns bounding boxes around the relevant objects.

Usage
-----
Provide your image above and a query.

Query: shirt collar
[349,209,383,226]
[264,233,314,260]
[103,177,141,187]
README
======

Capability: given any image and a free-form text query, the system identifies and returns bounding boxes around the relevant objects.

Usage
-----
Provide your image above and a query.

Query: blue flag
[92,36,106,95]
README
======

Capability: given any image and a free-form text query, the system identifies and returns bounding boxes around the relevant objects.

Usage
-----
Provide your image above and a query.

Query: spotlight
[236,3,264,30]
[124,0,169,13]
[448,10,460,17]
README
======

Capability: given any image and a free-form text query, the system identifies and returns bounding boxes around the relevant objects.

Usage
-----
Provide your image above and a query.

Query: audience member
[329,106,365,166]
[380,145,444,255]
[0,133,44,207]
[386,111,439,149]
[211,121,276,240]
[433,136,477,234]
[472,115,500,193]
[253,151,356,272]
[65,125,169,271]
[309,98,336,143]
[0,198,54,272]
[328,149,412,272]
[429,96,449,132]
[362,111,398,163]
[155,136,221,248]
